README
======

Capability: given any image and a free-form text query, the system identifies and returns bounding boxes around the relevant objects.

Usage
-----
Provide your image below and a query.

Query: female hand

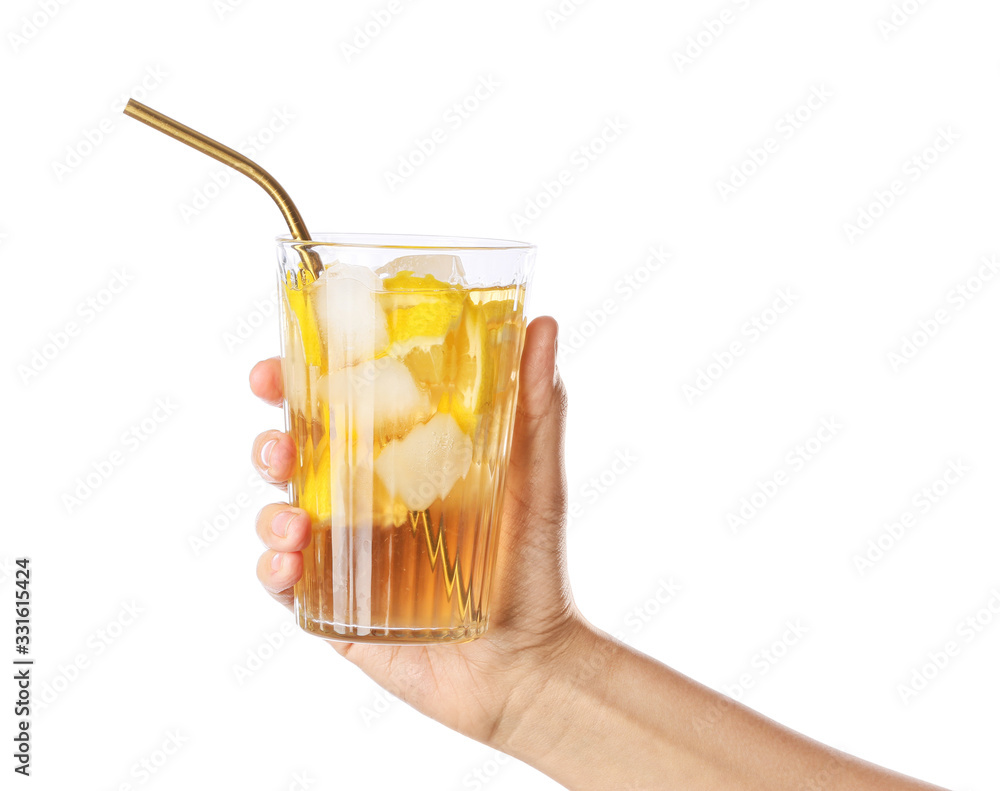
[249,315,946,791]
[248,316,582,748]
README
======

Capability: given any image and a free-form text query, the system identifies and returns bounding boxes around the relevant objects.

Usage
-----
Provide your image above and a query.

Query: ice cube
[310,272,390,369]
[285,363,323,414]
[337,446,409,531]
[336,444,376,525]
[374,412,473,512]
[376,254,466,285]
[321,356,428,435]
[324,261,383,291]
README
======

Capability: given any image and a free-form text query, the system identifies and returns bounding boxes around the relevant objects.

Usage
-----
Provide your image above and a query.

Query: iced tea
[279,248,528,643]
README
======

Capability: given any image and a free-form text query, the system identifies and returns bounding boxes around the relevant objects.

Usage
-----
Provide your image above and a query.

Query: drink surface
[280,258,526,642]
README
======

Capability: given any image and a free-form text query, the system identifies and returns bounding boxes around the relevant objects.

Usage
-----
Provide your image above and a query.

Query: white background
[3,0,999,789]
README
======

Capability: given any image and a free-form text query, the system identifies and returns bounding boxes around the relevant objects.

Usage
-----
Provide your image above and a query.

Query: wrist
[487,623,705,791]
[487,619,624,767]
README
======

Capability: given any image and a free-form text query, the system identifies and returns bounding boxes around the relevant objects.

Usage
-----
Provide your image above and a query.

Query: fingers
[256,549,304,609]
[250,358,302,610]
[250,358,295,489]
[254,504,310,609]
[250,357,284,407]
[256,503,312,552]
[251,429,296,488]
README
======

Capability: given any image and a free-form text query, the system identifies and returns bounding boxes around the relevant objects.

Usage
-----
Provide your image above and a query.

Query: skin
[249,316,948,791]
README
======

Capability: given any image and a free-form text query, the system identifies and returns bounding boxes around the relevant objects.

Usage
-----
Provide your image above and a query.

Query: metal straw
[123,99,322,280]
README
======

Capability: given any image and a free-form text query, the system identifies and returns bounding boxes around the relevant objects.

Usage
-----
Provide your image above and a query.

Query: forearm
[496,623,946,791]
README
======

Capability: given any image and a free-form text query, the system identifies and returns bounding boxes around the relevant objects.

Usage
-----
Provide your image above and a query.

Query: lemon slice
[378,272,464,358]
[282,271,325,369]
[402,343,449,391]
[442,297,492,435]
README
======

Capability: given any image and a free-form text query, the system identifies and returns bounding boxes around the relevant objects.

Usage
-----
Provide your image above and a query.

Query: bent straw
[122,99,322,280]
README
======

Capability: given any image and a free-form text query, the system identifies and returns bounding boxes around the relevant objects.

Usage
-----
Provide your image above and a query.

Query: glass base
[296,611,489,645]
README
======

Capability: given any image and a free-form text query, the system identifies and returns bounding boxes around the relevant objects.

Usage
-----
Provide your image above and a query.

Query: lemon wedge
[282,271,325,369]
[378,272,464,358]
[442,298,492,435]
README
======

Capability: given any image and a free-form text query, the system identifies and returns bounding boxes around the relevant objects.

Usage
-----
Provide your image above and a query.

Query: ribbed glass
[276,234,533,643]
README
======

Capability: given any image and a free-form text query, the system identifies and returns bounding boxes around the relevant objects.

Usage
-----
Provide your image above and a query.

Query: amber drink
[277,234,533,643]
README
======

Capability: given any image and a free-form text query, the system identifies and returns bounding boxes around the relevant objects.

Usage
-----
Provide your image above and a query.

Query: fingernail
[272,511,296,538]
[271,553,284,572]
[260,439,277,468]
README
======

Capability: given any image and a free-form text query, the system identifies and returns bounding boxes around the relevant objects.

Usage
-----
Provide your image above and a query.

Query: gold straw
[122,99,322,280]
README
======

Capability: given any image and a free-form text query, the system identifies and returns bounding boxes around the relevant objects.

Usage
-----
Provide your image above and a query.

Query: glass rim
[276,232,535,252]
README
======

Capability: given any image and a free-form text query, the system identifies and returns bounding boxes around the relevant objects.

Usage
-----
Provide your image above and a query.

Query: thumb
[496,316,568,577]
